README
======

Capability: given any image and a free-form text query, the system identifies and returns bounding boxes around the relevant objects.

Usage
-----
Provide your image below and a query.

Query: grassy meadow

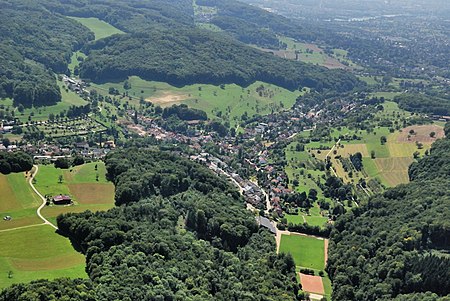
[0,171,42,231]
[69,17,124,40]
[92,76,305,127]
[0,226,87,289]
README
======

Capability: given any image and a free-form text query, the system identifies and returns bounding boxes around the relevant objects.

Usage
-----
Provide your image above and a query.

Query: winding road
[29,165,58,230]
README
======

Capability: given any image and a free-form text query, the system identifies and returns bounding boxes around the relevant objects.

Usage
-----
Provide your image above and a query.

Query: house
[53,195,72,205]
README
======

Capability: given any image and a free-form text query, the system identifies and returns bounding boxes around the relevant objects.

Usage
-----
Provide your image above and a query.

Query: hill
[327,128,450,300]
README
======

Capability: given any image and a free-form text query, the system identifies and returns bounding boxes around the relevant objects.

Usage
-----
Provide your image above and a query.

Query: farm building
[53,195,72,205]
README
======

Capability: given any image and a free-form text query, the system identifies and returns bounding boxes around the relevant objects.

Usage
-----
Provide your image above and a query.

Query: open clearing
[397,125,444,143]
[147,92,189,106]
[374,157,414,186]
[299,273,324,295]
[0,226,86,288]
[69,17,124,40]
[279,234,325,271]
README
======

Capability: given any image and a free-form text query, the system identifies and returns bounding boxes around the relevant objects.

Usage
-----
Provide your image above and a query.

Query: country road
[29,165,58,230]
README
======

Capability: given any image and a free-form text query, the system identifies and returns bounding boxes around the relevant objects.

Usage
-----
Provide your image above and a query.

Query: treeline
[0,151,33,174]
[162,104,207,121]
[81,29,361,92]
[1,148,300,300]
[0,0,93,107]
[394,93,450,116]
[327,129,450,300]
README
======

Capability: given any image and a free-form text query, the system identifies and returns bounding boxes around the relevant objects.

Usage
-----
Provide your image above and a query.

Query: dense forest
[0,151,33,174]
[0,0,93,107]
[327,129,450,300]
[394,93,450,116]
[1,149,300,300]
[80,28,360,92]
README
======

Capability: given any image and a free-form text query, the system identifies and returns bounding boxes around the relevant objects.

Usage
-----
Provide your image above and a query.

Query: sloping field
[374,157,414,186]
[336,143,369,157]
[0,226,86,288]
[397,125,444,143]
[69,17,124,40]
[68,183,114,204]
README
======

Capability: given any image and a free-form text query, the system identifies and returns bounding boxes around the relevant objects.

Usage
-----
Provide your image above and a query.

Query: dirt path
[324,239,329,264]
[29,165,58,230]
[0,223,45,233]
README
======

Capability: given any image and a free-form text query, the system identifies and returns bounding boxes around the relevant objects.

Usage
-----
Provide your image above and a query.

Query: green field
[92,76,304,127]
[69,17,124,40]
[0,172,42,230]
[279,234,325,271]
[0,226,86,289]
[36,163,115,222]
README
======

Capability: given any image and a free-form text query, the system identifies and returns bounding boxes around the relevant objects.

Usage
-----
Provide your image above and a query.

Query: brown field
[69,183,115,204]
[0,175,20,211]
[397,125,444,143]
[299,273,324,295]
[374,157,414,186]
[323,57,347,69]
[337,143,370,157]
[324,239,329,263]
[146,92,188,107]
[11,253,84,271]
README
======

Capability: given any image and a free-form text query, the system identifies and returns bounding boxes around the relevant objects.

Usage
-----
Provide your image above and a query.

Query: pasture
[69,17,124,40]
[92,76,304,127]
[0,226,86,289]
[279,234,325,271]
[36,162,115,223]
[0,172,42,230]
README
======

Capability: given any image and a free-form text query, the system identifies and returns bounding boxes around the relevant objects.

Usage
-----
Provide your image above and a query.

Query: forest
[80,28,360,92]
[0,151,33,174]
[394,94,450,116]
[327,128,450,300]
[0,0,93,107]
[1,149,300,300]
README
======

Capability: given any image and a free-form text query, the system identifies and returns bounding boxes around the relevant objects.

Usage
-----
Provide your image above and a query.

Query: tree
[429,131,436,138]
[2,138,10,148]
[58,175,63,183]
[54,158,70,169]
[380,136,387,145]
[371,150,376,159]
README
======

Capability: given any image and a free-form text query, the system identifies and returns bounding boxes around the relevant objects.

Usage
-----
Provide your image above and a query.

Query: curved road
[29,165,58,230]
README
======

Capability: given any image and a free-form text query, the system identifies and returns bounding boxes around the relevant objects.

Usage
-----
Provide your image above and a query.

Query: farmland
[0,171,42,231]
[92,76,305,126]
[36,162,115,225]
[0,226,86,289]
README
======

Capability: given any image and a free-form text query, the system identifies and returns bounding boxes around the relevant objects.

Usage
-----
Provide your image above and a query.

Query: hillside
[0,149,299,300]
[327,131,450,300]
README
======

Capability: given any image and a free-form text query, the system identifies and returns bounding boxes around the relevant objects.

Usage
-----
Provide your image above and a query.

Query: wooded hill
[0,149,300,300]
[1,0,363,108]
[328,128,450,300]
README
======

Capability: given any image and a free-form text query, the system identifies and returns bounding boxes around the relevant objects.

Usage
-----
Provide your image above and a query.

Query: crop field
[373,157,414,186]
[397,125,444,143]
[69,17,124,40]
[0,172,42,230]
[0,226,86,289]
[335,143,370,157]
[279,234,325,271]
[92,76,304,127]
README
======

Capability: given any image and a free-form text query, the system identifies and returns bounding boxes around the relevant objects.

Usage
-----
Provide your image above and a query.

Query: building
[53,195,72,205]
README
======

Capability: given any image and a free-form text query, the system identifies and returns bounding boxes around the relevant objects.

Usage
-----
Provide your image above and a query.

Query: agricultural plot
[0,226,86,289]
[36,163,115,224]
[0,172,42,231]
[69,17,124,40]
[92,76,304,127]
[32,117,107,138]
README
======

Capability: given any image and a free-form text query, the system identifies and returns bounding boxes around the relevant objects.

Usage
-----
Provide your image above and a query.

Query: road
[29,165,58,230]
